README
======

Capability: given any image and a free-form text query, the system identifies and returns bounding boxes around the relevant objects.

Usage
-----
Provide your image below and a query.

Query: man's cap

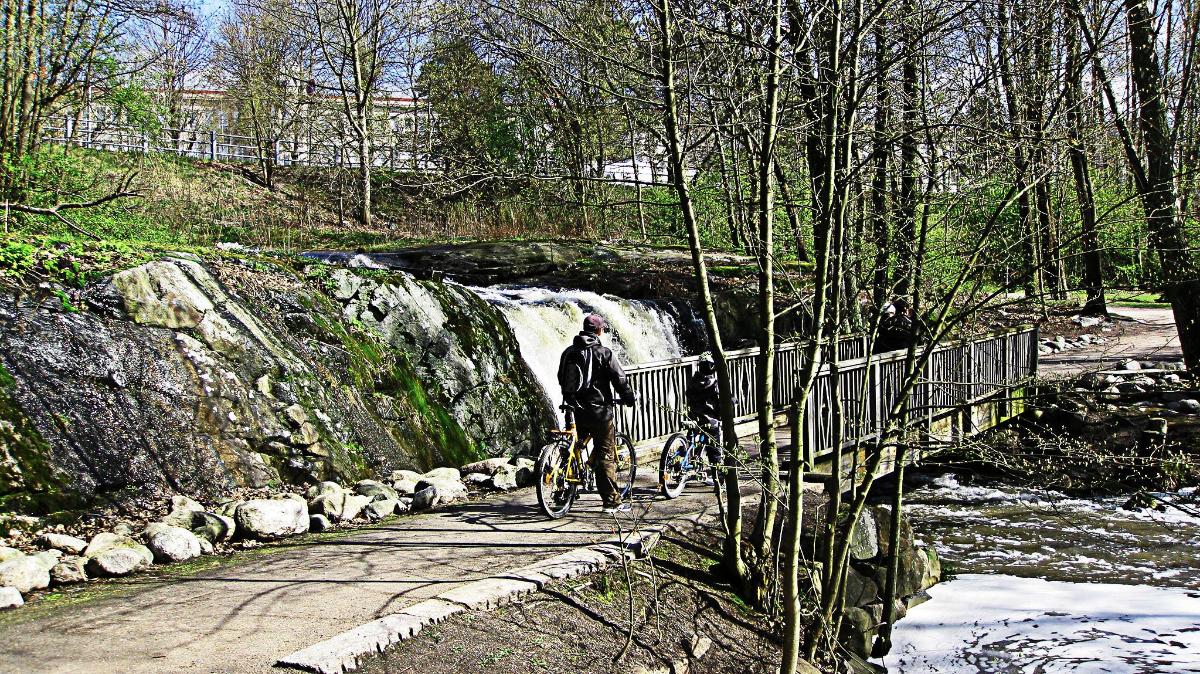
[583,314,608,334]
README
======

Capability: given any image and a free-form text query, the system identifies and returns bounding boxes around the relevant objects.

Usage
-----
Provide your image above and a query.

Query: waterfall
[468,285,693,410]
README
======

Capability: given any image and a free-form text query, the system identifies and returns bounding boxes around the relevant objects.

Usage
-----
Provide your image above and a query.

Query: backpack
[559,343,596,398]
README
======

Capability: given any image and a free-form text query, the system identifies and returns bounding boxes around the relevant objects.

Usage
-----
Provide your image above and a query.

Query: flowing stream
[468,285,696,410]
[878,474,1200,673]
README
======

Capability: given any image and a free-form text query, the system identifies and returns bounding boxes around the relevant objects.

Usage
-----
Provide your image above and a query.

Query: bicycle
[658,419,722,499]
[536,404,638,519]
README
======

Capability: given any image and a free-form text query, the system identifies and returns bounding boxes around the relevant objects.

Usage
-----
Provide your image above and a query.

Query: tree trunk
[1065,28,1106,315]
[1123,0,1200,371]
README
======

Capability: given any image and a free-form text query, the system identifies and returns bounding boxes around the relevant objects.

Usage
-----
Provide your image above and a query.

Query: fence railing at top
[614,327,1038,451]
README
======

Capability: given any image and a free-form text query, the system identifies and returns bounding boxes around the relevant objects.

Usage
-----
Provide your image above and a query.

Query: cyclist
[685,352,723,480]
[557,314,638,513]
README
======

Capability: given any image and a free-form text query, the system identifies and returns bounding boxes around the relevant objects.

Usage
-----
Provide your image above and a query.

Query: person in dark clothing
[557,313,637,513]
[685,353,724,474]
[878,297,918,353]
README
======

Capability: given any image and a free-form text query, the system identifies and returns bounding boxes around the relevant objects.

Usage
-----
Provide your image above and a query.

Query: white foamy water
[468,286,687,409]
[880,574,1200,673]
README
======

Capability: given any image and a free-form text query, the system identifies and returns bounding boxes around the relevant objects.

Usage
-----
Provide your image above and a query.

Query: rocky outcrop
[0,254,553,515]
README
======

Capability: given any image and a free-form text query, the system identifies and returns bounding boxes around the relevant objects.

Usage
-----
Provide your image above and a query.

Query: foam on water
[468,285,689,410]
[879,574,1200,673]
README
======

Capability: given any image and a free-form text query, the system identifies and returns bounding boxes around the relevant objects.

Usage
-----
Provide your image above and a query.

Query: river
[878,474,1200,673]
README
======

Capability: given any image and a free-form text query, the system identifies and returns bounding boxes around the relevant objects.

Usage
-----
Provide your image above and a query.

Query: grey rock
[1121,359,1141,371]
[840,605,881,659]
[198,538,214,555]
[1162,374,1182,385]
[686,635,713,659]
[190,512,236,544]
[843,567,879,607]
[0,556,51,593]
[144,524,202,563]
[1176,399,1200,414]
[423,467,461,482]
[354,480,399,502]
[305,481,343,500]
[83,532,146,559]
[235,499,309,540]
[111,260,213,328]
[849,509,880,561]
[1116,382,1145,394]
[392,478,419,496]
[363,499,398,522]
[393,499,411,515]
[309,514,332,532]
[410,486,438,511]
[86,547,152,577]
[0,547,22,563]
[38,533,87,555]
[459,458,511,476]
[514,458,537,487]
[415,477,467,503]
[463,472,493,489]
[50,556,88,585]
[0,586,22,609]
[920,547,941,590]
[490,465,520,491]
[391,469,422,484]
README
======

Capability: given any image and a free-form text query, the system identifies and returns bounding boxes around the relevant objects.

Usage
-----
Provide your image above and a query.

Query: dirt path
[1038,307,1181,376]
[0,461,760,674]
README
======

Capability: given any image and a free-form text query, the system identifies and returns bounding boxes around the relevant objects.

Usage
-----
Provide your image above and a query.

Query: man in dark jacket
[685,353,723,472]
[558,314,637,513]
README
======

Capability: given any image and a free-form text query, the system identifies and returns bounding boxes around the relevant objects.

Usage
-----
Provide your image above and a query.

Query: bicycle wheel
[536,440,577,519]
[615,434,638,501]
[659,433,693,499]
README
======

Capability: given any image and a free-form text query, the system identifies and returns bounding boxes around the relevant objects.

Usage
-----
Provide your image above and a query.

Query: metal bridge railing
[616,327,1037,450]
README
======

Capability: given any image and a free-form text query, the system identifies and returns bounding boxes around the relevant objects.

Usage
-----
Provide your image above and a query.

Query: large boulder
[0,547,23,563]
[235,499,309,540]
[144,523,203,563]
[415,477,467,503]
[410,486,438,511]
[391,470,422,484]
[840,604,883,659]
[309,514,332,533]
[51,557,88,585]
[514,458,536,487]
[83,532,150,560]
[849,509,880,561]
[459,458,511,476]
[0,555,51,593]
[190,512,236,544]
[305,481,343,500]
[86,547,152,577]
[0,586,22,609]
[423,467,462,482]
[872,505,913,558]
[38,533,87,555]
[354,480,399,502]
[308,486,373,522]
[363,499,398,522]
[163,495,206,528]
[843,567,880,608]
[490,465,520,491]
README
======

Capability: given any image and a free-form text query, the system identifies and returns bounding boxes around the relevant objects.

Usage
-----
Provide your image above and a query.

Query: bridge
[616,327,1039,481]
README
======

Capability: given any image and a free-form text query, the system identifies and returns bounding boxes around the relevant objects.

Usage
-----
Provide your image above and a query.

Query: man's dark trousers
[578,416,621,506]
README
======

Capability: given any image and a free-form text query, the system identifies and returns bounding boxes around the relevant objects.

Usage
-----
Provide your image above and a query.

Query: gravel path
[1038,307,1181,376]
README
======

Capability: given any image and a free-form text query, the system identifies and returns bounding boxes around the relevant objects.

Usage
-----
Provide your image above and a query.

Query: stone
[144,523,202,563]
[490,465,520,491]
[844,566,880,607]
[50,556,88,585]
[872,505,913,558]
[1176,399,1200,414]
[38,533,87,555]
[235,499,309,540]
[354,480,399,502]
[1162,374,1182,385]
[1121,359,1141,372]
[0,586,22,609]
[841,605,881,659]
[86,547,152,577]
[410,486,438,511]
[392,478,419,496]
[0,555,51,593]
[391,470,422,484]
[111,260,214,328]
[463,472,492,489]
[423,467,462,482]
[849,509,880,561]
[394,499,411,515]
[1116,382,1145,394]
[191,512,236,544]
[0,547,22,563]
[1132,376,1156,387]
[283,404,309,428]
[363,499,398,522]
[686,634,713,659]
[329,269,364,300]
[920,547,941,590]
[83,532,147,559]
[309,514,332,532]
[415,477,467,503]
[292,422,321,446]
[514,458,536,487]
[305,481,344,500]
[459,458,511,476]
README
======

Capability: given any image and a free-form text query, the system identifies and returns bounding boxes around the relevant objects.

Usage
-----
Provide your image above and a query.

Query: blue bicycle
[658,420,720,498]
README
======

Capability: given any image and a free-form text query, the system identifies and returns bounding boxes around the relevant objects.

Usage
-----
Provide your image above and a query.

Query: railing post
[210,130,217,160]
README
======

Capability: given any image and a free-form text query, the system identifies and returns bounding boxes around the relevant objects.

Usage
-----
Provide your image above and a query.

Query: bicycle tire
[658,433,692,499]
[616,434,638,501]
[536,440,577,519]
